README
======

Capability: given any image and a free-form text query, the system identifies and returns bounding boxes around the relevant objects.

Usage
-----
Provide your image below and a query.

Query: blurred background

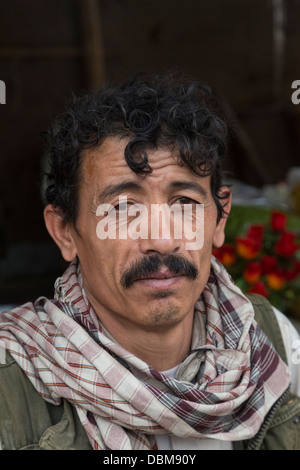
[0,0,300,312]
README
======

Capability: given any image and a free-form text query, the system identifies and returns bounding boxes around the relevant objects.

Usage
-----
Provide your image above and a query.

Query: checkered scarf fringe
[0,258,290,450]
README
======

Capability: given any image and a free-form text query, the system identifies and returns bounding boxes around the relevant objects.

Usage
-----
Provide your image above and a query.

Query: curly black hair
[44,73,229,225]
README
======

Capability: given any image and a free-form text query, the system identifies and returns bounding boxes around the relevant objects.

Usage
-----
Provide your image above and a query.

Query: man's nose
[138,205,183,256]
[139,234,182,256]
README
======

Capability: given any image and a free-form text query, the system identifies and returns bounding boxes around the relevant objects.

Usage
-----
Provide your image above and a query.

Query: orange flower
[266,269,286,290]
[236,237,261,260]
[243,262,261,284]
[213,244,236,267]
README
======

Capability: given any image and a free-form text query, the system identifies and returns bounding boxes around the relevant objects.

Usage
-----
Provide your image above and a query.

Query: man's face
[66,137,229,334]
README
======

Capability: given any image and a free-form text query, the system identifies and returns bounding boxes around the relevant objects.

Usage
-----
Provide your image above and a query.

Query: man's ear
[44,204,78,262]
[213,187,232,248]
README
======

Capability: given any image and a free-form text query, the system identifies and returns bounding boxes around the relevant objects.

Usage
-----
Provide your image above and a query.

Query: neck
[93,304,195,371]
[111,320,194,371]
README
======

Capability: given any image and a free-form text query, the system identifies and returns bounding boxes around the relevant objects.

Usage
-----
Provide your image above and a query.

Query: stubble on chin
[140,302,183,328]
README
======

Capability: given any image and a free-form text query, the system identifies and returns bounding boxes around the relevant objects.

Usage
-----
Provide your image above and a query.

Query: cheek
[203,209,218,248]
[187,218,216,273]
[78,240,122,305]
[85,238,133,286]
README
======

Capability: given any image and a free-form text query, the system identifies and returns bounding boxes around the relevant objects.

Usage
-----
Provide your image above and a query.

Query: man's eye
[177,197,199,205]
[114,202,129,211]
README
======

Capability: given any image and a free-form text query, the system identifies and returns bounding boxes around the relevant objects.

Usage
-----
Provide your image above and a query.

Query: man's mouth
[135,267,184,281]
[133,267,187,291]
[120,254,198,289]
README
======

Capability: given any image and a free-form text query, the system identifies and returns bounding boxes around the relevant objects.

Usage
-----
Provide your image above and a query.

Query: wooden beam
[77,0,106,91]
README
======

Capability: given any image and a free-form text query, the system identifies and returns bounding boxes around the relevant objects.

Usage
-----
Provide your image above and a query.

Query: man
[0,74,300,450]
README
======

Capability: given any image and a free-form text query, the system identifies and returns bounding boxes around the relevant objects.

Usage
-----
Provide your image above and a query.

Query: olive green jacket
[1,294,300,450]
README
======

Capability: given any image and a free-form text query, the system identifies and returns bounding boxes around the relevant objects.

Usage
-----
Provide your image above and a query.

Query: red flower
[271,211,287,232]
[248,281,269,298]
[213,244,236,267]
[275,232,298,257]
[247,224,264,243]
[285,261,300,281]
[243,262,261,284]
[236,236,261,260]
[261,255,277,275]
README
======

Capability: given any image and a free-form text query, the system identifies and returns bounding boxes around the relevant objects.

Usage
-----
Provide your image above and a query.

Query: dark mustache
[120,254,198,289]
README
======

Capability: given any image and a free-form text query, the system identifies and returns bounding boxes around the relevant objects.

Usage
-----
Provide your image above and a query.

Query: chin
[139,301,190,329]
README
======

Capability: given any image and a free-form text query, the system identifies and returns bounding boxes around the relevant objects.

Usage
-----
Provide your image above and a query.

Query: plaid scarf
[0,258,290,450]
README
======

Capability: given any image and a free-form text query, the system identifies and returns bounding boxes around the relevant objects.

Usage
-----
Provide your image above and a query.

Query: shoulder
[0,351,91,450]
[272,306,300,396]
[247,292,300,395]
[0,351,53,449]
[247,293,288,362]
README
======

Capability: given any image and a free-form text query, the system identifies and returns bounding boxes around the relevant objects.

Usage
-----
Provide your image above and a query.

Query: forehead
[80,136,212,198]
[83,137,179,178]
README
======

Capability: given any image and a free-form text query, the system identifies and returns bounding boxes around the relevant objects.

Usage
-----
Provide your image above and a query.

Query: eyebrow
[97,179,209,204]
[168,181,209,200]
[97,181,143,203]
